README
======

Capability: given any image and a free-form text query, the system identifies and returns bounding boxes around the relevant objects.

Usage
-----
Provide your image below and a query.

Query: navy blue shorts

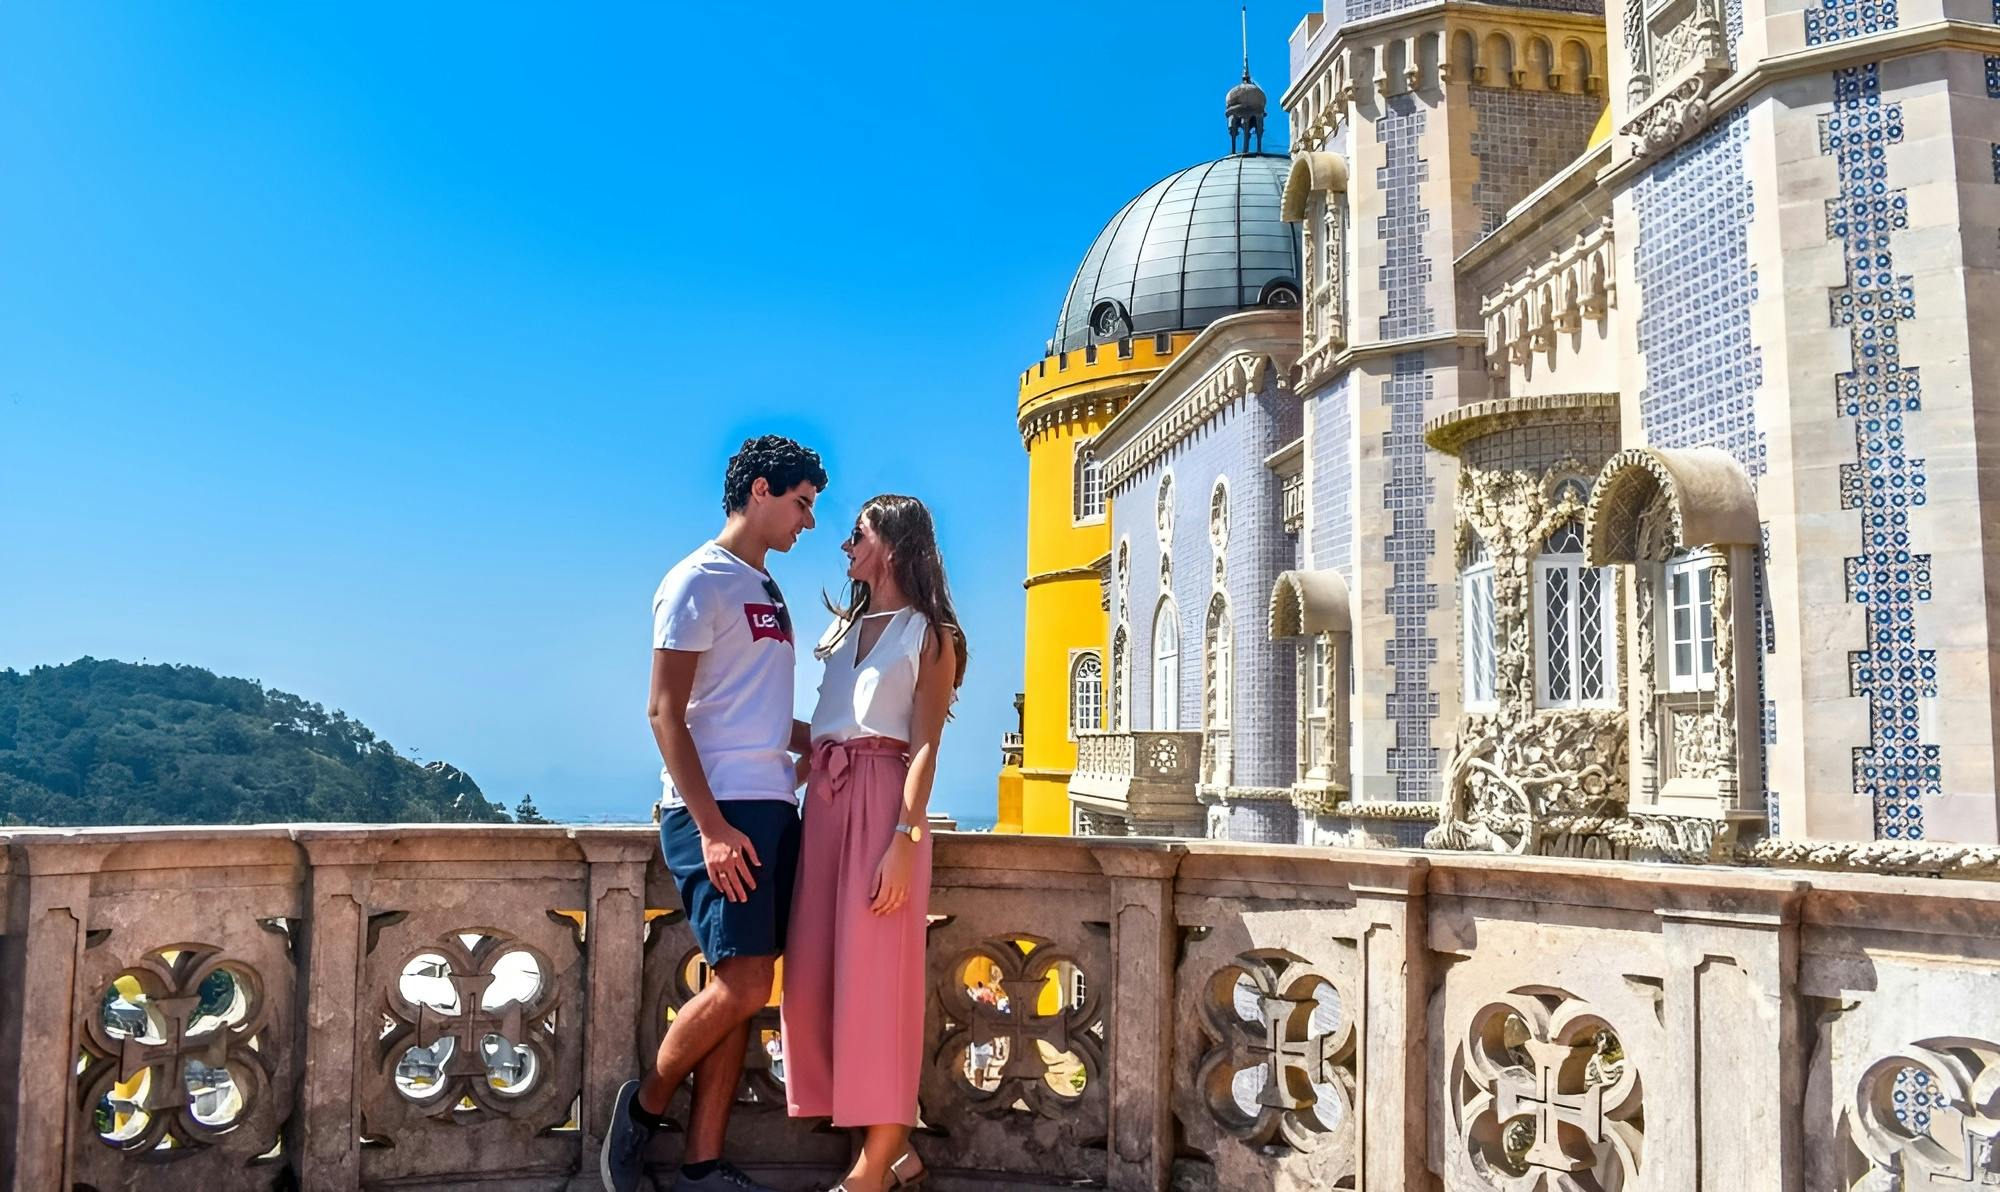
[659,799,802,964]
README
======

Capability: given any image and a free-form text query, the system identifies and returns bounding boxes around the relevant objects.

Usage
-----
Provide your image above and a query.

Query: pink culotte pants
[781,736,932,1127]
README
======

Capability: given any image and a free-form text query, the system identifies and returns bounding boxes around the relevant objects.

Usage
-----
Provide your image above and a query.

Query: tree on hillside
[514,794,549,824]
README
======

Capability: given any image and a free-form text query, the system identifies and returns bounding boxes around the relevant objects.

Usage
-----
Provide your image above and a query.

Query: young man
[601,435,826,1192]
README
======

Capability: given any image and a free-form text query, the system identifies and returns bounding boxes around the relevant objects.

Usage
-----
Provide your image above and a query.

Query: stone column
[297,831,376,1191]
[8,863,91,1190]
[1655,874,1807,1189]
[1094,843,1184,1192]
[1352,860,1430,1191]
[574,827,653,1161]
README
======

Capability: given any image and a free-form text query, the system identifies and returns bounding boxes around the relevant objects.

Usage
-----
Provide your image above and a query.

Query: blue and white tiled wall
[1376,95,1437,341]
[1381,354,1442,803]
[1468,88,1606,239]
[1819,63,1939,839]
[1309,373,1353,578]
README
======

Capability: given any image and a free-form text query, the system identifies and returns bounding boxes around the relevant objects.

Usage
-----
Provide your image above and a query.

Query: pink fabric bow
[811,738,852,805]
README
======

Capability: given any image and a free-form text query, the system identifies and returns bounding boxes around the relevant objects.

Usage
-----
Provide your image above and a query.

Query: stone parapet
[2,826,1996,1189]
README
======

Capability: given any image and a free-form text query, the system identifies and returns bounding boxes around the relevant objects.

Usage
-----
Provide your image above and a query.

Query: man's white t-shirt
[652,541,797,806]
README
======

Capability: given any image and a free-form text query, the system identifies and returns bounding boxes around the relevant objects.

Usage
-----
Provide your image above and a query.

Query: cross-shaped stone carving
[1249,991,1333,1113]
[1926,1116,2000,1185]
[969,975,1069,1081]
[117,993,232,1112]
[412,970,526,1079]
[1495,1037,1606,1173]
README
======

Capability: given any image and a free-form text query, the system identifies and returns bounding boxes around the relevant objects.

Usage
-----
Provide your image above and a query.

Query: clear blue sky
[0,4,1295,824]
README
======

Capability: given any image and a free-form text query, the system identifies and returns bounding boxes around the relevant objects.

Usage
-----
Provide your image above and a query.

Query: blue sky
[0,4,1295,824]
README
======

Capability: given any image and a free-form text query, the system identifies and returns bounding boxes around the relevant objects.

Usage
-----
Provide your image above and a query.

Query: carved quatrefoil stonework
[1851,1038,2000,1189]
[1195,950,1356,1154]
[932,934,1104,1119]
[78,943,281,1159]
[1451,989,1644,1191]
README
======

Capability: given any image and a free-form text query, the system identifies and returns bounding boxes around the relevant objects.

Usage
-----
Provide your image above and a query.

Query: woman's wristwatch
[894,822,925,843]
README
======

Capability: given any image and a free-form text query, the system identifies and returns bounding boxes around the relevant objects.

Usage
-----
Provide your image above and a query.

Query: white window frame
[1072,443,1106,526]
[1461,550,1498,712]
[1310,636,1331,715]
[1205,597,1232,729]
[1663,551,1718,693]
[1152,599,1180,731]
[1533,521,1619,709]
[1068,651,1103,739]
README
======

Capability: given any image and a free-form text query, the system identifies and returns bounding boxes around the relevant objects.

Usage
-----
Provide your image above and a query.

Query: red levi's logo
[744,604,791,645]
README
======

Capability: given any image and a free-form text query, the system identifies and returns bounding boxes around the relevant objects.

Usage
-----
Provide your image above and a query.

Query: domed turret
[1049,154,1299,355]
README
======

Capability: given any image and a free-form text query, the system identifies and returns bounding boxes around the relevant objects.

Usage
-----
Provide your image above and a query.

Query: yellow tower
[996,61,1297,836]
[1003,335,1194,835]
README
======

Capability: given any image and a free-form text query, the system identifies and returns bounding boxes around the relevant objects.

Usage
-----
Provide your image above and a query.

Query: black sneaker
[600,1079,651,1192]
[671,1160,779,1192]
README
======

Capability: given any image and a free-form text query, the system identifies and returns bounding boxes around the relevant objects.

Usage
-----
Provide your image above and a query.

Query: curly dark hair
[722,435,828,514]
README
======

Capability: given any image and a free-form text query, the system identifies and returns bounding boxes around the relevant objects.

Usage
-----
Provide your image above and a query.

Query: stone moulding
[1621,63,1730,161]
[1102,353,1278,492]
[1744,836,2000,877]
[1476,223,1616,388]
[1585,445,1759,566]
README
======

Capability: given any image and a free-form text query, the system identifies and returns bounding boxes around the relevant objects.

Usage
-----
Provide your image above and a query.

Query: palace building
[1003,0,2000,872]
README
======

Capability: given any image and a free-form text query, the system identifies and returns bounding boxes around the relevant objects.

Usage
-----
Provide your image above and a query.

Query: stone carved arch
[1850,1037,2000,1187]
[1558,38,1593,94]
[1481,31,1518,88]
[1282,151,1349,221]
[1271,570,1353,798]
[1450,28,1480,83]
[1525,35,1556,90]
[1585,446,1758,566]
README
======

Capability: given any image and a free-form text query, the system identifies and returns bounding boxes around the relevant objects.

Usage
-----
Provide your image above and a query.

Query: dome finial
[1226,6,1267,154]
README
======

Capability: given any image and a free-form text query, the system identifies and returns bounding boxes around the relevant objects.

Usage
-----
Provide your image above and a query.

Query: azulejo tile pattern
[1375,95,1437,341]
[1803,0,1898,45]
[1382,353,1441,802]
[1632,107,1768,482]
[1822,64,1939,840]
[1986,55,2000,97]
[1468,89,1606,240]
[1991,143,1999,185]
[1310,374,1354,576]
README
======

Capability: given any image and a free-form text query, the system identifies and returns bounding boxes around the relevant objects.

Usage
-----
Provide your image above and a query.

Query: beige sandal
[889,1151,928,1189]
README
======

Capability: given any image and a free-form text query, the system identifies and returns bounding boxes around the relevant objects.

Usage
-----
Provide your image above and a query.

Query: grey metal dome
[1051,153,1301,355]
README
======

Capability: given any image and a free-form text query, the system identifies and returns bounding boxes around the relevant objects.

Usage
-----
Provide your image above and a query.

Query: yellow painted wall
[1006,336,1193,835]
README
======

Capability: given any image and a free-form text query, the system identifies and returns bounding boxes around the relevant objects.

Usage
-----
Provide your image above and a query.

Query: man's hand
[870,834,916,916]
[701,820,762,902]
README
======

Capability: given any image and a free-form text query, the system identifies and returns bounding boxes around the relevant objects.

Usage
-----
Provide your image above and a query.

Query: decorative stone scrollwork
[1852,1038,2000,1188]
[1622,72,1716,160]
[933,935,1104,1119]
[1451,990,1643,1190]
[1196,950,1355,1154]
[380,929,564,1118]
[80,944,279,1157]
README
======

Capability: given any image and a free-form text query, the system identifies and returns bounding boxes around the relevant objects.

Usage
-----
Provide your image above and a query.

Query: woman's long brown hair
[819,494,968,689]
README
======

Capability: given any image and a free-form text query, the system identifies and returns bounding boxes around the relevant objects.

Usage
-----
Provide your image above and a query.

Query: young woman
[781,494,966,1192]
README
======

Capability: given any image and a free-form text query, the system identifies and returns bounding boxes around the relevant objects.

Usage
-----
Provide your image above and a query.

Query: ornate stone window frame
[1068,650,1104,741]
[1585,446,1762,816]
[1269,569,1354,813]
[1533,518,1621,710]
[1618,0,1733,161]
[1461,533,1499,713]
[1281,151,1349,390]
[1152,596,1181,732]
[1072,441,1106,526]
[1660,549,1719,693]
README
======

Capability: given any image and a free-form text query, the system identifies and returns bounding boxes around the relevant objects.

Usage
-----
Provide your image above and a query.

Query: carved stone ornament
[1196,950,1356,1154]
[1622,71,1719,161]
[1428,458,1631,856]
[932,935,1105,1119]
[1851,1039,2000,1189]
[78,944,281,1158]
[378,928,566,1119]
[1451,989,1644,1191]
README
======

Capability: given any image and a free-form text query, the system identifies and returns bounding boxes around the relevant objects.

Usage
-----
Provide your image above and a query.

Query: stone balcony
[1067,732,1205,837]
[3,826,1999,1191]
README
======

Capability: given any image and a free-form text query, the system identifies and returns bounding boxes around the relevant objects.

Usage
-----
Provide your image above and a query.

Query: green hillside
[0,658,510,826]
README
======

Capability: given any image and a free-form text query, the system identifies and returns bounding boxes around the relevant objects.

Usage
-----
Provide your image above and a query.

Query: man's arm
[649,648,761,901]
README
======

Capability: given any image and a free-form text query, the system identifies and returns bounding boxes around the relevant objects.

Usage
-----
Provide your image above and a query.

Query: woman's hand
[794,753,812,790]
[870,834,917,916]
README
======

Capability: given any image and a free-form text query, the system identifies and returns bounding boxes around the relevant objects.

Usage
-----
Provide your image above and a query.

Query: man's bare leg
[635,955,774,1122]
[680,1018,751,1164]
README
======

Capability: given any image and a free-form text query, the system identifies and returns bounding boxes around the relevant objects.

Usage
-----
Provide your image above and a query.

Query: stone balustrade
[2,826,1997,1190]
[1069,732,1206,837]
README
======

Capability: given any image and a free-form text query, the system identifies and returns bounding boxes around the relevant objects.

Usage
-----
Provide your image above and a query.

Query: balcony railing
[2,826,1997,1190]
[1068,731,1205,836]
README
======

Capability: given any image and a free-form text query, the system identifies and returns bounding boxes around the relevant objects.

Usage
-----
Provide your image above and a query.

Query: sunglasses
[844,522,866,548]
[760,577,792,638]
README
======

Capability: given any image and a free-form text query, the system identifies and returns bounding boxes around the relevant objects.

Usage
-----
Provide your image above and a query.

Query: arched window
[1073,446,1105,523]
[1069,652,1103,737]
[1110,626,1130,731]
[1204,595,1232,728]
[1152,600,1180,730]
[1461,533,1497,710]
[1535,518,1617,707]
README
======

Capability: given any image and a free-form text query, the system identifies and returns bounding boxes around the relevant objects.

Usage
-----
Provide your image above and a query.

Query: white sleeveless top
[809,607,930,744]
